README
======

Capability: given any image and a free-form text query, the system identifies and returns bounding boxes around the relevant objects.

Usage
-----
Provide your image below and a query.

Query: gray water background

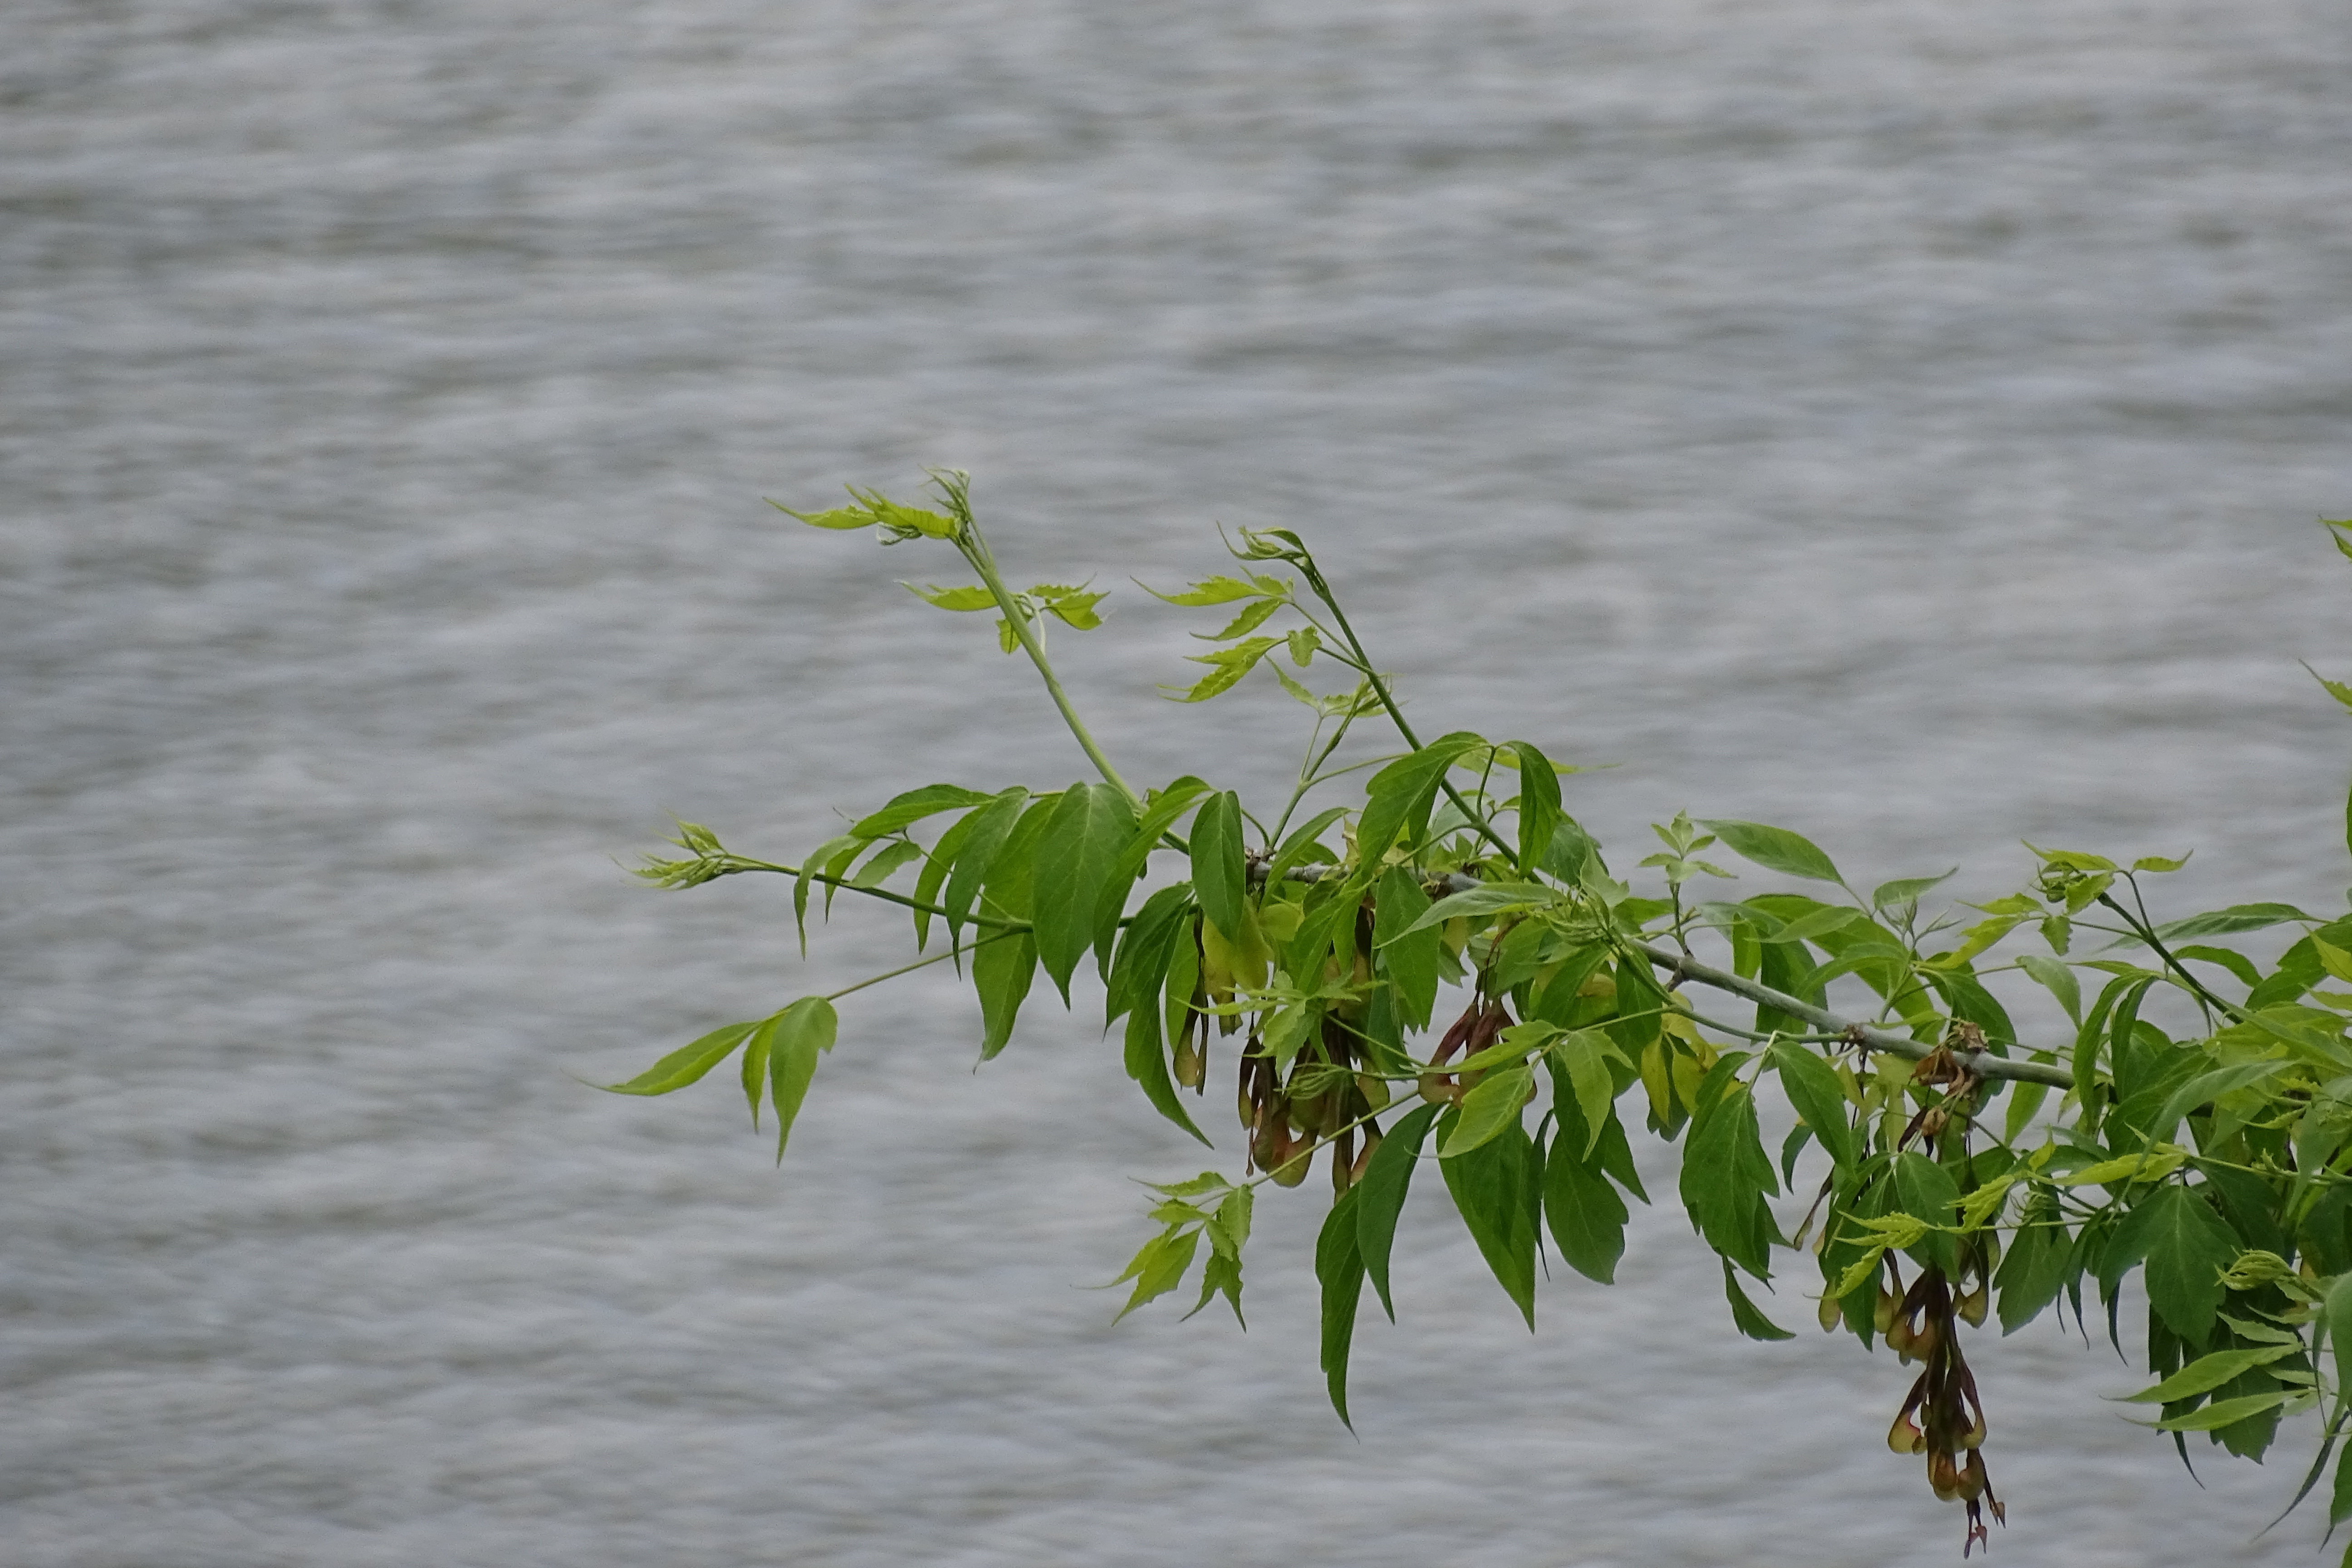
[6,1,2352,1563]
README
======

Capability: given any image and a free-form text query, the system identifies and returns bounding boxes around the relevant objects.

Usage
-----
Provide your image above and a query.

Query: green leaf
[849,837,924,889]
[1441,1113,1539,1328]
[1113,1226,1200,1322]
[849,783,997,840]
[2112,1184,2239,1346]
[940,789,1028,948]
[1508,740,1563,877]
[1542,1119,1629,1284]
[1357,1102,1441,1321]
[1166,637,1284,702]
[1123,992,1211,1146]
[1681,1060,1780,1279]
[1264,805,1350,892]
[1696,819,1842,884]
[1440,1065,1534,1157]
[2120,1343,2303,1403]
[1768,1041,1856,1171]
[1032,782,1139,1002]
[1093,777,1210,975]
[1373,868,1440,1031]
[766,997,838,1161]
[2152,1062,2288,1146]
[1316,1186,1368,1427]
[2017,954,2083,1026]
[1357,733,1485,868]
[1032,583,1107,630]
[601,1020,757,1096]
[1107,884,1195,1027]
[2151,1390,2295,1431]
[1381,882,1557,940]
[740,1019,769,1126]
[2307,662,2352,715]
[901,582,996,611]
[1891,1152,1961,1275]
[794,832,862,950]
[1754,906,1866,946]
[1723,1260,1795,1340]
[2151,903,2316,942]
[1199,595,1284,641]
[1163,914,1202,1058]
[1190,790,1249,941]
[2331,1441,2352,1535]
[973,932,1039,1060]
[1551,1029,1624,1160]
[1142,573,1278,607]
[787,504,876,530]
[1872,869,1956,909]
[1995,1191,2073,1334]
[2328,1271,2352,1408]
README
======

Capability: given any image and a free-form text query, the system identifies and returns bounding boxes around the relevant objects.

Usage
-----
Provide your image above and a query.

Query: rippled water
[5,1,2352,1563]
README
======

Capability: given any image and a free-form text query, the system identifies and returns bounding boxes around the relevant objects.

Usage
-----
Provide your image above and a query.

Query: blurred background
[5,1,2350,1563]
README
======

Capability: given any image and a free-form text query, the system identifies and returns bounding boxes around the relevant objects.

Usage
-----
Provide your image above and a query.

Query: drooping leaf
[1374,868,1441,1031]
[1995,1190,2073,1334]
[1507,739,1563,877]
[794,832,862,951]
[1107,884,1195,1027]
[1095,777,1211,973]
[764,997,838,1161]
[2112,1183,2240,1347]
[2327,1270,2352,1407]
[1723,1259,1796,1340]
[1681,1058,1780,1279]
[740,1019,769,1127]
[1441,1112,1539,1328]
[848,837,925,891]
[940,789,1028,948]
[1542,1113,1629,1284]
[1357,1102,1441,1321]
[1190,790,1249,941]
[984,793,1061,921]
[973,931,1038,1060]
[1316,1185,1367,1427]
[1696,819,1843,884]
[601,1020,757,1096]
[1123,991,1211,1146]
[1768,1040,1857,1172]
[1032,782,1138,1002]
